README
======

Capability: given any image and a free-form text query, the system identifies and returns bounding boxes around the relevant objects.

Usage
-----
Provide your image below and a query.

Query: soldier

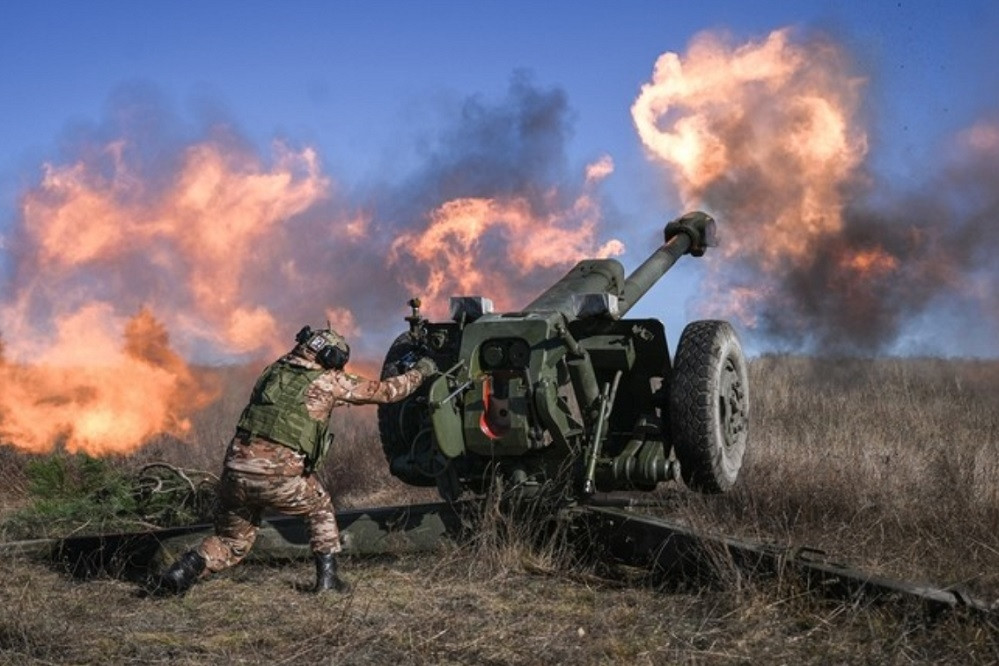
[151,325,436,595]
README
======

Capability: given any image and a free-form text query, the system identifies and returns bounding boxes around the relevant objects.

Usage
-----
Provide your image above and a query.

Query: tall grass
[667,355,999,598]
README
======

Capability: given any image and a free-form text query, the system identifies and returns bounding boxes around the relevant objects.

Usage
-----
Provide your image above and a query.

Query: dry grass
[0,547,994,665]
[670,356,999,599]
[1,355,998,664]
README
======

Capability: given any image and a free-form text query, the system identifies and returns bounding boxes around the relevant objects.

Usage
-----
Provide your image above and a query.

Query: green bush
[1,454,213,540]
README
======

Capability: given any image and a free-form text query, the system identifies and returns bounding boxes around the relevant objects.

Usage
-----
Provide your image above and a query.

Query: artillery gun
[379,211,749,501]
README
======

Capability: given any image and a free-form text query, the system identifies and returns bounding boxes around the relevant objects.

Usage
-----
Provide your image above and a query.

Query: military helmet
[294,325,350,370]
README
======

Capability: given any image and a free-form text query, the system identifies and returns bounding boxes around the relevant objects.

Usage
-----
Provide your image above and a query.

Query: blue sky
[5,2,994,190]
[2,1,998,360]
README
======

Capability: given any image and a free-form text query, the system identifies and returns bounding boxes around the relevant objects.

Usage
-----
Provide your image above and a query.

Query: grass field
[0,355,997,664]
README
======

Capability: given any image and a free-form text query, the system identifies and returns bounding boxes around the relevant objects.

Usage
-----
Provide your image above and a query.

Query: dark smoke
[290,72,596,359]
[404,69,573,204]
[710,124,999,355]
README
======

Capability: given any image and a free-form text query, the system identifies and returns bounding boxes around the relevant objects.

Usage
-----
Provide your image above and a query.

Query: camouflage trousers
[197,467,342,574]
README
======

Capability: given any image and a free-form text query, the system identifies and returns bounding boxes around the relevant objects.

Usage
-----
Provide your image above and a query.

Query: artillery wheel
[377,333,437,487]
[669,320,749,493]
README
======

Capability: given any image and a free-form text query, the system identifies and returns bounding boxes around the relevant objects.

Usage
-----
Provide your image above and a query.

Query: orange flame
[840,248,899,277]
[632,29,867,265]
[0,307,217,454]
[631,28,904,335]
[389,158,624,317]
[21,140,329,354]
[1,138,332,455]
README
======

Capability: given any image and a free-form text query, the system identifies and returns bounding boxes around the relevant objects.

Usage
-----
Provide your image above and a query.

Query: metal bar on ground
[573,505,995,616]
[3,499,994,616]
[1,501,471,578]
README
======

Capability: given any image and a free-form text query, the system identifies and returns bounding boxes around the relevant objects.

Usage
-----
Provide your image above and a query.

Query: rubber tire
[669,320,749,493]
[377,333,436,487]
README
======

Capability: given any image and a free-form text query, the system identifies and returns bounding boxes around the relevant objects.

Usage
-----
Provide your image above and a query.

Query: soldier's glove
[397,350,419,373]
[413,356,438,378]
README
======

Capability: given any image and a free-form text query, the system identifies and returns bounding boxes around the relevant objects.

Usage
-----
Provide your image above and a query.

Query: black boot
[314,552,350,593]
[152,550,206,596]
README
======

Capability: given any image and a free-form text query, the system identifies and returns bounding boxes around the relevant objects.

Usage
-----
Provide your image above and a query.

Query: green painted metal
[380,212,721,499]
[428,374,465,459]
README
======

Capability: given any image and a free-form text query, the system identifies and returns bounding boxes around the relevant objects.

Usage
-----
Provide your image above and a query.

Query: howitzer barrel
[521,211,716,319]
[521,257,626,319]
[619,211,716,316]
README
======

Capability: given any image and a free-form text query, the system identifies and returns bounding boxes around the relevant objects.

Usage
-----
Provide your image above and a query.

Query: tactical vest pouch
[237,361,328,461]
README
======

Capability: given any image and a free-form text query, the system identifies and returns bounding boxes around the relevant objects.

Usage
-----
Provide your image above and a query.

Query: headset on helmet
[295,325,350,370]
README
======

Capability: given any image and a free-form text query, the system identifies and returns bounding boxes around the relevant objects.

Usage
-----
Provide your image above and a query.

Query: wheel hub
[718,358,747,448]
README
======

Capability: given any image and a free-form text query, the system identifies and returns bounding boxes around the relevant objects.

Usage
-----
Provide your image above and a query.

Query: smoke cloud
[632,28,999,354]
[0,75,620,454]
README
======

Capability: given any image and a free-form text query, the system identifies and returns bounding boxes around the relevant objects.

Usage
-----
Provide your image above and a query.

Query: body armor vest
[236,360,330,462]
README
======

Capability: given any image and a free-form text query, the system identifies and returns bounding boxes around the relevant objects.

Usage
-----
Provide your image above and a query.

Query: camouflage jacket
[225,353,425,476]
